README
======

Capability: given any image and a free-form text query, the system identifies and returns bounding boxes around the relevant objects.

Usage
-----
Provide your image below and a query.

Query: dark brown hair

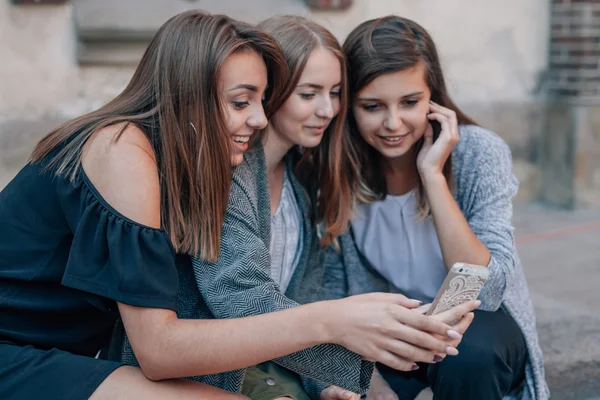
[31,11,287,261]
[344,15,476,217]
[259,16,361,247]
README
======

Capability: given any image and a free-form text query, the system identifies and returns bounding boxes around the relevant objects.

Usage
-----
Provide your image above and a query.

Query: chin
[301,136,325,149]
[230,154,244,167]
[379,147,411,160]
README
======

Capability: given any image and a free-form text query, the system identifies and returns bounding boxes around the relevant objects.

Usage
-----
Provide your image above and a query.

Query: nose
[315,96,334,120]
[383,110,401,132]
[248,104,268,130]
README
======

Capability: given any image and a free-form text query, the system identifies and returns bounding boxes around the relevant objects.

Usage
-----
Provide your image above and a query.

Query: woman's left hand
[416,101,459,181]
[320,385,360,400]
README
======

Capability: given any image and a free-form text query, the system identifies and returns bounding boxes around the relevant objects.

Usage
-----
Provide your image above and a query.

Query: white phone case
[426,262,489,317]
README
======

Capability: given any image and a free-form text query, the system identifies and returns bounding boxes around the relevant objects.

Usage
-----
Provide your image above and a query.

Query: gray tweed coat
[321,125,549,400]
[116,144,373,399]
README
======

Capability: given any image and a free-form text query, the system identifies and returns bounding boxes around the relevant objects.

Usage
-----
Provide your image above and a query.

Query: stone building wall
[1,0,598,206]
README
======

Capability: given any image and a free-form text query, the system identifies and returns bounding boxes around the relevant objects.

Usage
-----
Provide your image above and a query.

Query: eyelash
[300,91,341,100]
[361,104,380,112]
[232,101,250,110]
[361,99,419,112]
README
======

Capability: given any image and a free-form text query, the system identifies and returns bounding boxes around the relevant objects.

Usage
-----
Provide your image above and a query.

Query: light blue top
[351,190,447,303]
[270,170,304,293]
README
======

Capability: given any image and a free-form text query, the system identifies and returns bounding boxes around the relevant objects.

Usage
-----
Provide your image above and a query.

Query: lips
[232,135,250,144]
[305,125,327,134]
[377,133,409,146]
[232,135,251,152]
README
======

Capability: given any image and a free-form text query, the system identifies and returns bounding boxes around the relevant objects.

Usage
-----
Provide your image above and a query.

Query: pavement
[416,203,600,400]
[514,204,600,400]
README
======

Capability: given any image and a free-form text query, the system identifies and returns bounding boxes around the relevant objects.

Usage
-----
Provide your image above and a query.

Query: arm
[83,125,337,380]
[418,104,490,270]
[419,106,518,311]
[90,125,466,383]
[118,300,334,381]
[189,196,373,392]
[422,173,491,269]
[453,131,519,311]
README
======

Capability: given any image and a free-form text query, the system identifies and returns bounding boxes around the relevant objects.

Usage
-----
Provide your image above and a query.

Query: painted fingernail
[447,329,462,340]
[445,346,459,356]
[411,364,420,370]
[433,355,444,362]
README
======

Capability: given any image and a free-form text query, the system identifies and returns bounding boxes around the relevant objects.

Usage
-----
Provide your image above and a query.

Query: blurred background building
[1,0,599,398]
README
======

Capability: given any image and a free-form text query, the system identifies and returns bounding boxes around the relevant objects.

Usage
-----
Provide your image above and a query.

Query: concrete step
[73,0,310,65]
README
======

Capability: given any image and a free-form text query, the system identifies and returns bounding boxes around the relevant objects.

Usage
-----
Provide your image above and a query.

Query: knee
[431,340,505,380]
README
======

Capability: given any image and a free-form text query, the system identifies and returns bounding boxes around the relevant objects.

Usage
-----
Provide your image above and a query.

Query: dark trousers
[378,310,527,400]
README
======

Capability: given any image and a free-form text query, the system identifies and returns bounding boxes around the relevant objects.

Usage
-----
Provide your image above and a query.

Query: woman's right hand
[326,293,480,371]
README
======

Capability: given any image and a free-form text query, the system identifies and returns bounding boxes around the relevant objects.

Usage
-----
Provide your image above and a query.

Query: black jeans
[378,310,527,400]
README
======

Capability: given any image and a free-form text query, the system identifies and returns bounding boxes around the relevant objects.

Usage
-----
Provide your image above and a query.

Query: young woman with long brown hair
[111,15,478,400]
[0,11,467,400]
[323,15,549,400]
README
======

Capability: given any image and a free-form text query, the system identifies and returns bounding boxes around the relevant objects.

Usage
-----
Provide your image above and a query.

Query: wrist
[308,300,339,345]
[419,170,446,188]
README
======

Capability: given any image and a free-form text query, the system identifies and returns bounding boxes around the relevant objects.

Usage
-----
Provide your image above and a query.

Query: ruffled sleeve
[59,170,179,310]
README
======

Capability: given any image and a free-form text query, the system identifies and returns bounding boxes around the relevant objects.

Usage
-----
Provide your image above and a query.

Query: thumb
[321,386,356,400]
[377,292,422,309]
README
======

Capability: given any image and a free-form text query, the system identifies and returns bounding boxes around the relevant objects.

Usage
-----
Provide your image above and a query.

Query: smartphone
[425,262,489,321]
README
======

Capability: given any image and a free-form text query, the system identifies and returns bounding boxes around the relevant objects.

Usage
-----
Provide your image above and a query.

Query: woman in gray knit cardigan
[322,15,549,400]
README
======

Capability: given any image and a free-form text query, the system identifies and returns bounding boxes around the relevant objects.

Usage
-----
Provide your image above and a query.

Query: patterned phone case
[426,263,489,317]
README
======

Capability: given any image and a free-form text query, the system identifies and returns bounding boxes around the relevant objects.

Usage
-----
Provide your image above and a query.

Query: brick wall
[548,0,600,101]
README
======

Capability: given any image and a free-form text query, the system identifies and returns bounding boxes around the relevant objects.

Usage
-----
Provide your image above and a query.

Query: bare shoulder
[82,122,161,228]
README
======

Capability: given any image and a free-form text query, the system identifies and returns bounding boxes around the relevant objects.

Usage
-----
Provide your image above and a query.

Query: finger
[380,336,443,364]
[321,386,356,400]
[386,316,459,356]
[427,113,452,141]
[429,102,459,138]
[372,292,422,309]
[391,306,462,343]
[375,350,418,372]
[415,303,432,314]
[434,300,480,325]
[422,122,434,148]
[428,101,456,119]
[452,311,475,335]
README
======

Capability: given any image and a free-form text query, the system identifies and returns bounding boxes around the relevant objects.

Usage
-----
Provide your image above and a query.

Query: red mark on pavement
[516,221,600,245]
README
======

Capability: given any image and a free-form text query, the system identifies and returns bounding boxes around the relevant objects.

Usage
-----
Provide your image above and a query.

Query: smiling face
[353,62,431,162]
[220,49,269,166]
[269,47,342,150]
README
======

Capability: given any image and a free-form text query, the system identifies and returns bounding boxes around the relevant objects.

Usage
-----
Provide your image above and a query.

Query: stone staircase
[74,0,310,65]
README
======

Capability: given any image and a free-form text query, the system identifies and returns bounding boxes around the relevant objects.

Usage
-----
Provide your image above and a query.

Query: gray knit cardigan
[321,125,550,400]
[116,144,373,398]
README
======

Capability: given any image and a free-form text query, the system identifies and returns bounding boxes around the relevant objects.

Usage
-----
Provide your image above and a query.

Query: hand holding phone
[425,262,488,323]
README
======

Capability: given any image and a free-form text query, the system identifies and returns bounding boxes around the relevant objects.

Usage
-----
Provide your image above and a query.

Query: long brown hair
[344,15,476,217]
[258,16,360,247]
[31,11,287,261]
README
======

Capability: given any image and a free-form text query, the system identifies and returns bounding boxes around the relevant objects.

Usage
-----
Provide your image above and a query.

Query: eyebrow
[357,91,424,102]
[228,84,259,92]
[297,82,342,90]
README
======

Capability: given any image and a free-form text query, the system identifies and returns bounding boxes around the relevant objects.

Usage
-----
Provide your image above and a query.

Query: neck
[383,147,420,195]
[262,124,293,174]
